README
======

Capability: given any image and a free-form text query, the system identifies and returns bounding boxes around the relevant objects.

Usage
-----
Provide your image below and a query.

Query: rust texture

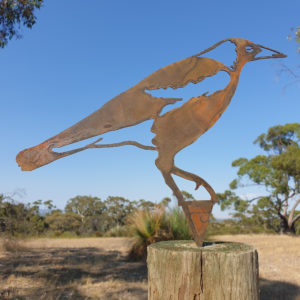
[16,38,286,246]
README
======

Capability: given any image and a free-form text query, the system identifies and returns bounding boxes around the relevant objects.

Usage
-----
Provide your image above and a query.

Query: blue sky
[1,0,299,218]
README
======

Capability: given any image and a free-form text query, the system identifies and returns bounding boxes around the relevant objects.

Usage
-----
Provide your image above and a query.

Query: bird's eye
[245,45,255,53]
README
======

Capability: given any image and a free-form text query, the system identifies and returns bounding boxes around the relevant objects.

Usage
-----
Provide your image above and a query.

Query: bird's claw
[195,182,202,190]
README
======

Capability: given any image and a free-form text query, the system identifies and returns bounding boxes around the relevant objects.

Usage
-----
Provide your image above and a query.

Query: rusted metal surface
[16,38,286,246]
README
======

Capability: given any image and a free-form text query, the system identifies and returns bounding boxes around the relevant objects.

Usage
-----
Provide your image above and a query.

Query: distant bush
[104,225,132,237]
[0,238,28,253]
[205,219,278,237]
[1,192,297,243]
[45,231,80,238]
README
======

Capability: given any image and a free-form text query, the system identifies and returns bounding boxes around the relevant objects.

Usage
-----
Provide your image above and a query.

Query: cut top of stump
[148,240,255,253]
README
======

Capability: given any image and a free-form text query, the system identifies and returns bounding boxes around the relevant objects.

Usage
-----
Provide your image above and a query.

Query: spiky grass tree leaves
[0,0,43,48]
[168,207,192,240]
[127,207,170,260]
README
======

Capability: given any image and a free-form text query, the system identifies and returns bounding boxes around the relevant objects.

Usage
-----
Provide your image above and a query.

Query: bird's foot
[195,181,202,190]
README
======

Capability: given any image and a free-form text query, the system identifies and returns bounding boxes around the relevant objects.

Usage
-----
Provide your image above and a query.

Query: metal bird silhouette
[16,38,286,246]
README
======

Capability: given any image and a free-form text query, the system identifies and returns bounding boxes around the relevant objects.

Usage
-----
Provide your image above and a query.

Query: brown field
[0,235,299,300]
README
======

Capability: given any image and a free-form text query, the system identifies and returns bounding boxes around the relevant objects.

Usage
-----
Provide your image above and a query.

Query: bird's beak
[253,45,287,61]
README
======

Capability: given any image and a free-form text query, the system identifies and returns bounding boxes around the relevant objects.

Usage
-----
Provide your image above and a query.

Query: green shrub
[127,207,171,260]
[104,225,132,237]
[128,206,196,260]
[168,207,192,240]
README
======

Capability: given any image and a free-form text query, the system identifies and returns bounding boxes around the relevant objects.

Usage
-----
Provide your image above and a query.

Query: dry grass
[78,279,147,300]
[212,234,300,300]
[0,237,146,300]
[0,238,28,253]
[21,237,134,253]
[0,235,299,299]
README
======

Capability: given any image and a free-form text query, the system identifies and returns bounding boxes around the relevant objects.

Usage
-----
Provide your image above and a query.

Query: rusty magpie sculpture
[16,38,286,246]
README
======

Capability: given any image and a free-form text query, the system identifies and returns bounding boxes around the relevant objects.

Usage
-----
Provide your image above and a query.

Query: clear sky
[1,0,299,218]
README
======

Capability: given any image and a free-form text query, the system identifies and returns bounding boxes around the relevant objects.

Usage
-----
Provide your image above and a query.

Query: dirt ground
[0,235,299,300]
[0,238,147,300]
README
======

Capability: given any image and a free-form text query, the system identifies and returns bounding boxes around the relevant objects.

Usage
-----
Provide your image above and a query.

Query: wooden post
[147,240,259,300]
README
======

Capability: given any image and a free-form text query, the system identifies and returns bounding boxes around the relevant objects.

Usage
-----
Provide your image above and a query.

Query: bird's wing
[136,56,228,91]
[16,56,228,171]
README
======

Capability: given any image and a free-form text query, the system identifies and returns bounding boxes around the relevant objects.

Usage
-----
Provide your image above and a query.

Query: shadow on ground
[260,278,300,300]
[0,247,147,299]
[1,246,300,299]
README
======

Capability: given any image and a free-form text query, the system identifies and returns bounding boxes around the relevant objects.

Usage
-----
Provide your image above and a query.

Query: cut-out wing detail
[16,55,228,171]
[137,56,228,90]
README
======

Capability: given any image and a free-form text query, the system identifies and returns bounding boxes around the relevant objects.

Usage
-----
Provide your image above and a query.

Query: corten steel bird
[16,38,286,246]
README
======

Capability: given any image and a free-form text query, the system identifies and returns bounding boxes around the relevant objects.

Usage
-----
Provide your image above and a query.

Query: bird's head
[197,38,287,71]
[228,38,287,67]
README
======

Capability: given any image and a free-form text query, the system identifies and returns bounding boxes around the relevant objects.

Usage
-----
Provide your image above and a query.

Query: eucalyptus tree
[0,0,43,47]
[219,123,300,234]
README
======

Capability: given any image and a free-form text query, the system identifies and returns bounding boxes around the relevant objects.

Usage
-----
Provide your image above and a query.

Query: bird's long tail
[16,97,119,171]
[16,134,156,171]
[16,90,164,171]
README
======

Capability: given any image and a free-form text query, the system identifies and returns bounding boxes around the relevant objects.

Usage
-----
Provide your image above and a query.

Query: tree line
[1,123,300,238]
[0,193,171,237]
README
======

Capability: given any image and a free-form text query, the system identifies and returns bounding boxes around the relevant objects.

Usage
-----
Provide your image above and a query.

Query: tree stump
[147,240,259,300]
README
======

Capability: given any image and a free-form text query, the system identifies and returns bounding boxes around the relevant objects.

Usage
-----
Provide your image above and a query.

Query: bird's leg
[171,166,218,246]
[171,166,217,203]
[160,170,186,206]
[160,169,212,246]
[156,154,216,246]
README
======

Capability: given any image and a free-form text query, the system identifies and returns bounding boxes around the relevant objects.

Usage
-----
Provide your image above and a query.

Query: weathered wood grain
[148,240,259,300]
